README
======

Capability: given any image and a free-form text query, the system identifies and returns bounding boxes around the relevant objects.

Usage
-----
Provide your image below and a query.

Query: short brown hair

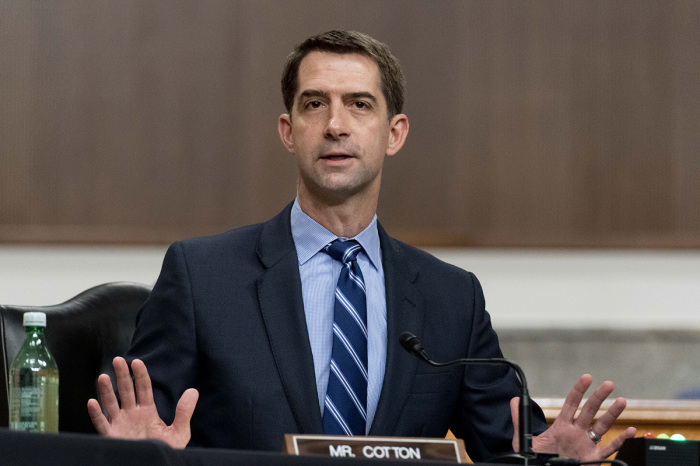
[281,30,406,118]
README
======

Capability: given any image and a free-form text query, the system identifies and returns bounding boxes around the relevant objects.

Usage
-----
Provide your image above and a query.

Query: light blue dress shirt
[290,199,387,434]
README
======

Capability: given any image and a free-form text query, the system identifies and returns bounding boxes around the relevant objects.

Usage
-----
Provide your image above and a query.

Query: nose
[325,104,349,140]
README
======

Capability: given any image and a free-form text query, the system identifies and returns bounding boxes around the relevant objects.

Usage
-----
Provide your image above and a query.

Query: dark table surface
[0,428,508,465]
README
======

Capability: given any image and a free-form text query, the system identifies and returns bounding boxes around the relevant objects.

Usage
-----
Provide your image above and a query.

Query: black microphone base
[485,452,558,465]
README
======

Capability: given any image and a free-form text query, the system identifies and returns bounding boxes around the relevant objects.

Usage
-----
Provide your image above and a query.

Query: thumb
[510,397,520,452]
[170,388,199,448]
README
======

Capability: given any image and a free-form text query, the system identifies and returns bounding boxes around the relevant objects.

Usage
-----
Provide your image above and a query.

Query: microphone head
[399,332,421,354]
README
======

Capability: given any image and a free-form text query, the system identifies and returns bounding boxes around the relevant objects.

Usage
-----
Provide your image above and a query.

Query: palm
[535,416,609,461]
[97,395,167,439]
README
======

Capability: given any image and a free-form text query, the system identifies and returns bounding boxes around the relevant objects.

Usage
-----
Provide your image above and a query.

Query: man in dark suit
[87,30,635,462]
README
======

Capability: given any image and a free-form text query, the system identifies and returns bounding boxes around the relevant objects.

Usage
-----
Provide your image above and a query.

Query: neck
[297,187,378,238]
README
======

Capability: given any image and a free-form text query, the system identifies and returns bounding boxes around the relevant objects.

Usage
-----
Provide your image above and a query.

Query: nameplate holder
[284,434,467,463]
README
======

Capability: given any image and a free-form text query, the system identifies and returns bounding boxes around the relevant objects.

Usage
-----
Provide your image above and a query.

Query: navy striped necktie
[322,239,368,436]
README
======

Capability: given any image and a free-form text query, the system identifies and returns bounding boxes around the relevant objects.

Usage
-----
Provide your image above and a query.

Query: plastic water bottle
[8,312,59,433]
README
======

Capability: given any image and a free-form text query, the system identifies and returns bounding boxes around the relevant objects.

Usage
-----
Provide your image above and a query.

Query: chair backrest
[0,282,152,433]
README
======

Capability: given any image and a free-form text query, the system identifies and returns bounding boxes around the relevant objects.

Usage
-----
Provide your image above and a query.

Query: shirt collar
[290,198,382,270]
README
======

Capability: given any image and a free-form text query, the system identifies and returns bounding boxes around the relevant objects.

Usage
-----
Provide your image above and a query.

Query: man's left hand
[511,374,637,461]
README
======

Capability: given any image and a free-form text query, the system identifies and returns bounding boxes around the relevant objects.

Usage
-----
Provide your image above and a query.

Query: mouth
[321,152,355,162]
[320,153,354,161]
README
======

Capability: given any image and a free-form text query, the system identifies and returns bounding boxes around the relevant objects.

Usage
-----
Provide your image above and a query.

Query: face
[278,51,408,206]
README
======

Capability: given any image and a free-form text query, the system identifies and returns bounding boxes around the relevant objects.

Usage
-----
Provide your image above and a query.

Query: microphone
[399,332,556,465]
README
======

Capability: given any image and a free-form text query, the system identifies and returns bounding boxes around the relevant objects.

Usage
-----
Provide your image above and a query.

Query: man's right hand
[87,357,199,449]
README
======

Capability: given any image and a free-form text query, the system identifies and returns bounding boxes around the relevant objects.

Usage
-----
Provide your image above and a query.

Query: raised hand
[511,374,636,461]
[87,357,199,449]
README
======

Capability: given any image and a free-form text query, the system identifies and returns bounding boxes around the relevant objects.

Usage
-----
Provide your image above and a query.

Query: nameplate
[284,434,467,463]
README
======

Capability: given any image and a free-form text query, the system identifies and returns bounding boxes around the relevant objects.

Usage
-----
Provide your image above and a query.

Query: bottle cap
[23,312,47,327]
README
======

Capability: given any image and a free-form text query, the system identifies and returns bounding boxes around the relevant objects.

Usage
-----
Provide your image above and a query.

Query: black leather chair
[0,282,152,433]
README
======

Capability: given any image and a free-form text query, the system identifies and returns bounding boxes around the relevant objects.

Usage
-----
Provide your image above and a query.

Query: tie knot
[325,239,362,264]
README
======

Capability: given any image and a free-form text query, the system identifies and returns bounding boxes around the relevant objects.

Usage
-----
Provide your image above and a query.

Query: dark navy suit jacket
[127,203,547,462]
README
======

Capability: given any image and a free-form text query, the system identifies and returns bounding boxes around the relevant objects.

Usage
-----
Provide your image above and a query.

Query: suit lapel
[369,225,425,435]
[256,204,323,434]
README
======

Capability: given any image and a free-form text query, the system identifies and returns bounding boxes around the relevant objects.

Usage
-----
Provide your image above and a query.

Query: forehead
[296,51,383,97]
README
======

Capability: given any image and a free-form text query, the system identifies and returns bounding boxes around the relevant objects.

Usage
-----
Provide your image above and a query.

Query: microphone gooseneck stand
[398,332,557,465]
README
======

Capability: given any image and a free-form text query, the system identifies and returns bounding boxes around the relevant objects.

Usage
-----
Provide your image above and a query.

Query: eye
[354,101,367,109]
[307,100,322,109]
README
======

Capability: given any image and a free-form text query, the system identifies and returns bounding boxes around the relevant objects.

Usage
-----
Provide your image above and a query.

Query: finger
[171,388,199,449]
[131,359,154,406]
[558,374,593,422]
[87,398,110,436]
[96,373,121,420]
[113,357,137,410]
[598,426,637,459]
[591,397,627,434]
[510,397,520,452]
[575,380,614,428]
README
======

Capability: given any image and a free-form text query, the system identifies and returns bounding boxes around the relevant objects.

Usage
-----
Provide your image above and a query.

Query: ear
[386,114,409,157]
[278,114,295,153]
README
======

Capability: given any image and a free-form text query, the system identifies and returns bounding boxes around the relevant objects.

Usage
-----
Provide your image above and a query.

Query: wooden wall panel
[1,0,698,247]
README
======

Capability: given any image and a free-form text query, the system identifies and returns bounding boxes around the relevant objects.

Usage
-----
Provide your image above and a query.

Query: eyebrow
[299,89,329,100]
[298,89,379,104]
[345,91,378,104]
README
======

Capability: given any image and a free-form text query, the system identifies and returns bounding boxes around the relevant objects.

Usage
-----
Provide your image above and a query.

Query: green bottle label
[9,367,59,432]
